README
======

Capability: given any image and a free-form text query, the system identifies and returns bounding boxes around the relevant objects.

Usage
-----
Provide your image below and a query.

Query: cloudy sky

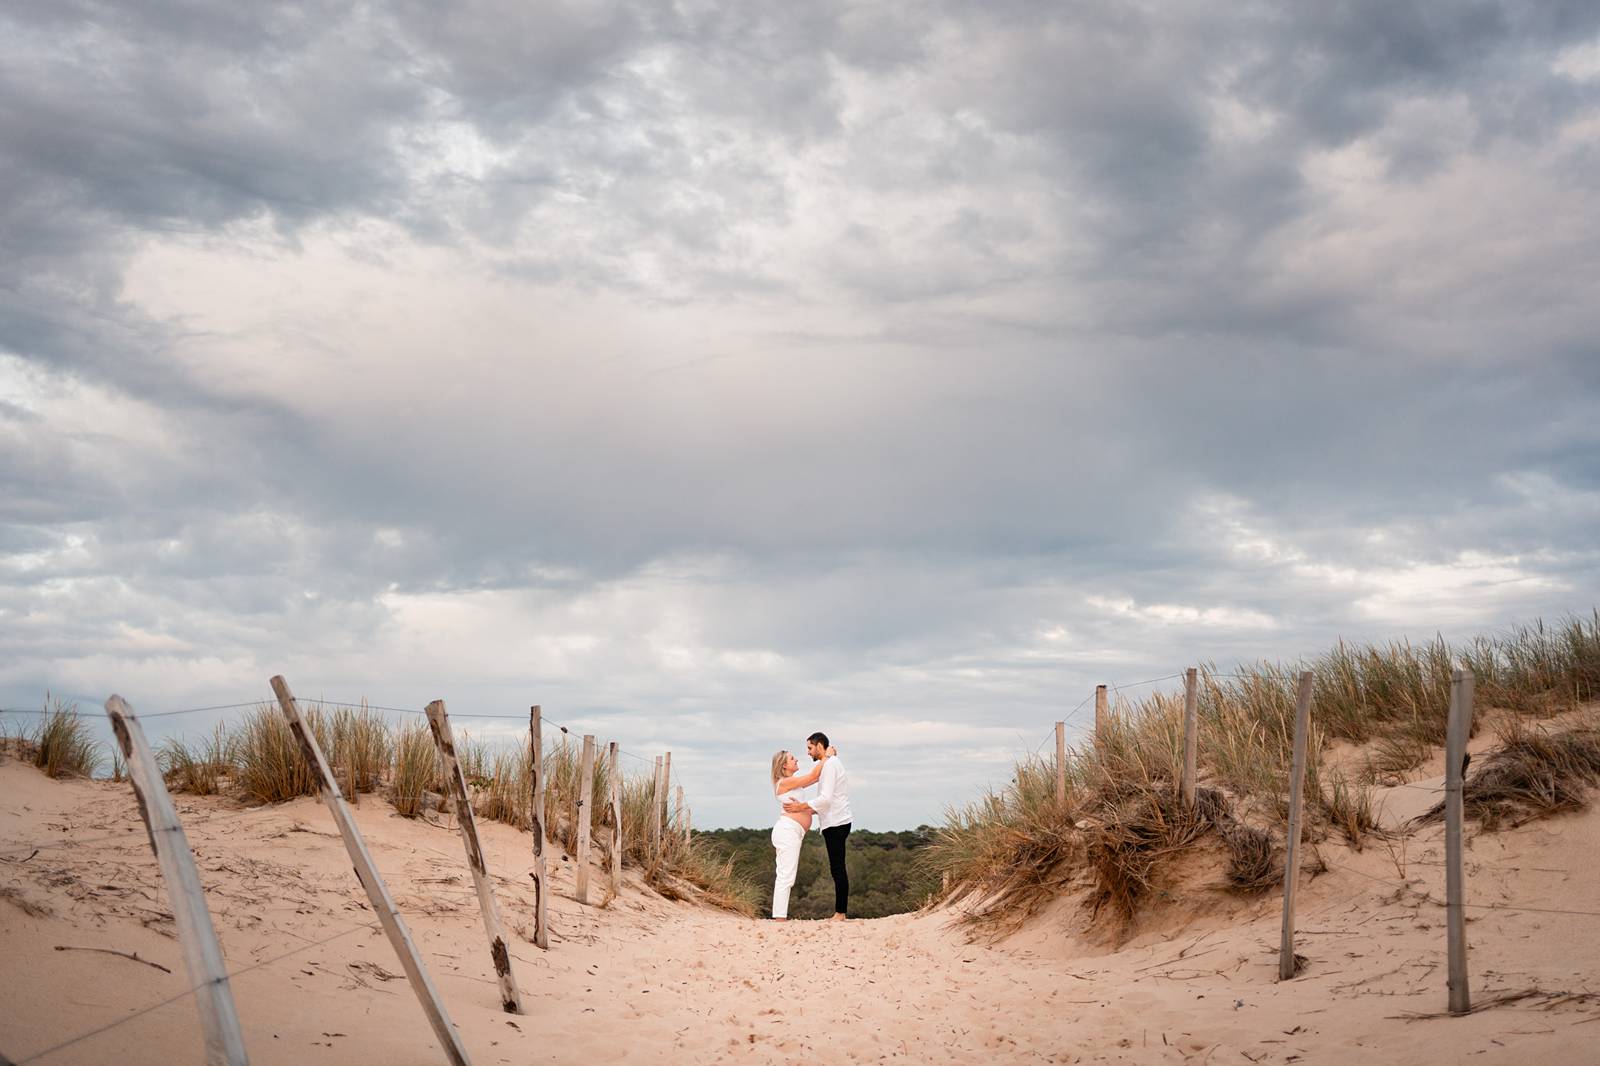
[3,1,1598,829]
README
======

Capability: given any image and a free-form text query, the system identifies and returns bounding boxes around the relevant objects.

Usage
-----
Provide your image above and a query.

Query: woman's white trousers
[771,817,806,919]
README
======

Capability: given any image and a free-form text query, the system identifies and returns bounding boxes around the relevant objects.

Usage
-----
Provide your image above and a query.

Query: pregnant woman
[769,745,832,920]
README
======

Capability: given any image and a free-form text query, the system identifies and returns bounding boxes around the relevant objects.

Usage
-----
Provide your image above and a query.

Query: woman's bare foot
[829,913,847,922]
[773,917,788,922]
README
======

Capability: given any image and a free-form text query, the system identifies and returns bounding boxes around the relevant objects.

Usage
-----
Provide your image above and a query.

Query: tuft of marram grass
[234,704,327,804]
[159,724,236,795]
[327,705,392,797]
[31,697,100,779]
[390,721,440,818]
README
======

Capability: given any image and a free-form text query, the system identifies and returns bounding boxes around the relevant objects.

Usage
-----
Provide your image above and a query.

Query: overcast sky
[3,1,1598,829]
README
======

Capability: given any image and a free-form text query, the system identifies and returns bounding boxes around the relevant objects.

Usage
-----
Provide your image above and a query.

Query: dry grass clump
[159,725,236,795]
[476,747,531,829]
[30,698,101,779]
[1319,770,1377,848]
[1418,724,1600,830]
[1088,787,1204,922]
[391,721,441,818]
[1196,788,1278,892]
[328,706,392,797]
[235,704,328,803]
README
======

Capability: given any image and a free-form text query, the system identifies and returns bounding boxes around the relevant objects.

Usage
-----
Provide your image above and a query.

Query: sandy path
[3,760,1597,1064]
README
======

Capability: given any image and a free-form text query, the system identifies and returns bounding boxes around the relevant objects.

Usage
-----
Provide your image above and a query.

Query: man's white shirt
[801,756,853,830]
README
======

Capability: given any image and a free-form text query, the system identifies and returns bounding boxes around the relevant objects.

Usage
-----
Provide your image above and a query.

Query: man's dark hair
[808,732,829,749]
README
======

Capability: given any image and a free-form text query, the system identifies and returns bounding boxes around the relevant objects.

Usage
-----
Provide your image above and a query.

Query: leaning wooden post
[529,706,549,950]
[1054,721,1066,805]
[608,741,623,896]
[574,734,596,904]
[674,784,685,843]
[651,756,664,858]
[104,696,248,1066]
[1446,666,1475,1015]
[426,700,523,1014]
[1278,670,1315,981]
[683,807,692,847]
[1181,667,1200,808]
[269,677,471,1066]
[1094,685,1108,742]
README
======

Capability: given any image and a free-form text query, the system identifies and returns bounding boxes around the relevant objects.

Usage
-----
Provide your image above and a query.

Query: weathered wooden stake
[1446,666,1475,1015]
[1054,721,1066,805]
[529,705,549,950]
[608,741,622,896]
[426,700,523,1014]
[651,756,664,857]
[575,734,596,904]
[1094,685,1108,742]
[1181,667,1199,808]
[674,784,685,844]
[662,750,673,837]
[269,676,471,1066]
[1278,670,1315,981]
[104,696,249,1066]
[683,807,691,847]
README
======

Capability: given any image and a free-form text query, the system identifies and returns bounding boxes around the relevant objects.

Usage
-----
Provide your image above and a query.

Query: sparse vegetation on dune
[9,694,754,914]
[19,697,102,779]
[928,611,1600,938]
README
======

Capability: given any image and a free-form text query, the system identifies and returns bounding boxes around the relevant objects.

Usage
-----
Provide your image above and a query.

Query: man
[783,731,853,921]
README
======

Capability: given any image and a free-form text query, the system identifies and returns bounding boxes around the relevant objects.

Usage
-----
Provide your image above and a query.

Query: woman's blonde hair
[771,750,791,786]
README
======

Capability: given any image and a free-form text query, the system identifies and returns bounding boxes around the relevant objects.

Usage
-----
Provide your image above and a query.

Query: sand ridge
[2,759,1598,1064]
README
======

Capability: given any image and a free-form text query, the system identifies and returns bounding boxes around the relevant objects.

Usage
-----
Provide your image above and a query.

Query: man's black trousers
[821,822,851,915]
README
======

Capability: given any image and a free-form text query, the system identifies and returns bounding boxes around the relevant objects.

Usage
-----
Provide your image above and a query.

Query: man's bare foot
[829,913,847,922]
[773,917,788,922]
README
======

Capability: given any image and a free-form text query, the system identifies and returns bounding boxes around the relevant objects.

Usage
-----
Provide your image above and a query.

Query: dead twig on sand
[1390,987,1600,1021]
[53,944,173,974]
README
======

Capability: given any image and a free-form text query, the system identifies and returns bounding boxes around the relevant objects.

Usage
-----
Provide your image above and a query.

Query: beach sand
[3,757,1597,1064]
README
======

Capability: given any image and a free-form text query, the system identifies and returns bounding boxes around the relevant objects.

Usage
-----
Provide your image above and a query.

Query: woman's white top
[776,781,809,815]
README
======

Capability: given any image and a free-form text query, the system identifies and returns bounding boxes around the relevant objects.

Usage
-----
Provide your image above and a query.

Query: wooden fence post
[529,706,548,950]
[1446,666,1475,1015]
[575,734,596,904]
[1094,685,1108,742]
[1182,667,1199,808]
[104,696,249,1066]
[651,756,664,858]
[608,741,622,896]
[683,807,691,847]
[674,785,684,839]
[269,676,471,1066]
[1055,721,1066,806]
[1278,670,1315,981]
[662,751,672,838]
[425,700,523,1014]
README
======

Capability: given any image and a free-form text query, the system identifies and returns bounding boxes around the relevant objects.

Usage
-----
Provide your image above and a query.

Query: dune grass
[233,704,328,803]
[390,721,440,818]
[928,611,1600,936]
[159,724,235,795]
[29,697,101,779]
[1418,719,1600,830]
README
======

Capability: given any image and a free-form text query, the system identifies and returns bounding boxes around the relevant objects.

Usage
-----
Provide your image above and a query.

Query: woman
[769,745,832,920]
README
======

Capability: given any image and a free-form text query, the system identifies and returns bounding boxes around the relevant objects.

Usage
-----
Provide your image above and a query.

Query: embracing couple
[769,731,853,921]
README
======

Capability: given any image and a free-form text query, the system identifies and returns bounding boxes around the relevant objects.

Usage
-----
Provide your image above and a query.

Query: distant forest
[696,826,941,919]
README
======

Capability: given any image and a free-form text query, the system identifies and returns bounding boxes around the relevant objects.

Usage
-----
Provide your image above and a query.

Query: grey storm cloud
[2,0,1599,826]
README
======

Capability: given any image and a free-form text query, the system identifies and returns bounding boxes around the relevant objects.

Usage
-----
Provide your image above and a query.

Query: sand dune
[2,757,1597,1065]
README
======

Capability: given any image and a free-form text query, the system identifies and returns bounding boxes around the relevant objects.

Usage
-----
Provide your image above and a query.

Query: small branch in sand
[53,944,173,974]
